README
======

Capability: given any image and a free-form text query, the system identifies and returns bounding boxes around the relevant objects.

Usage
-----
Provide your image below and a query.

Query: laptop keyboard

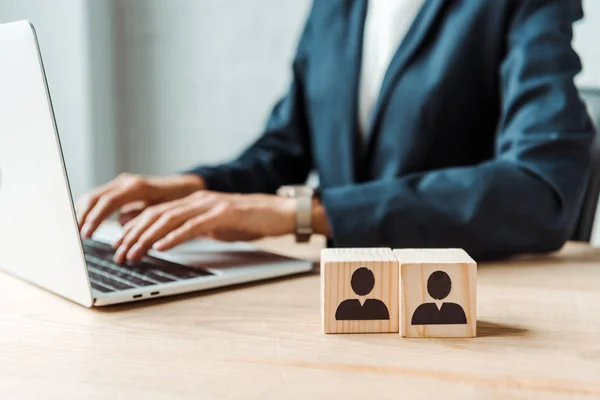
[82,239,213,293]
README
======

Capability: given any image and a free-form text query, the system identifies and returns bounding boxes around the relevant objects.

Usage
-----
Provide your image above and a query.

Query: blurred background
[0,0,598,200]
[0,0,311,200]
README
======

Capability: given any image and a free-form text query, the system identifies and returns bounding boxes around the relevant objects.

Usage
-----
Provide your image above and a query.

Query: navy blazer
[190,0,595,260]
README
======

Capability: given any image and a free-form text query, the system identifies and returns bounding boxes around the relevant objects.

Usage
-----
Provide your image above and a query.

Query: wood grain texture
[321,248,399,334]
[1,234,600,399]
[395,249,476,338]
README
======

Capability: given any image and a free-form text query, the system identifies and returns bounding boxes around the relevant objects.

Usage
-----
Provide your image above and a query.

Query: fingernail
[114,247,125,263]
[82,224,92,238]
[112,235,123,249]
[127,244,140,261]
[153,241,164,250]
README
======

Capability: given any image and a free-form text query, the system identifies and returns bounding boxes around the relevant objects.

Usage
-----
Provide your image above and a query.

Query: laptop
[0,21,313,307]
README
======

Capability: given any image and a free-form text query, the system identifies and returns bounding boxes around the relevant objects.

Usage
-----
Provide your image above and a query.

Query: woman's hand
[76,173,205,238]
[112,191,297,263]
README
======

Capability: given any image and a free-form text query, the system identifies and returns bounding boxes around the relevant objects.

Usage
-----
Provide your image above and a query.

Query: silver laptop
[0,21,312,307]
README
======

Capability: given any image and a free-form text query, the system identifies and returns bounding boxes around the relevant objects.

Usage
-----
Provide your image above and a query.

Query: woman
[77,0,594,263]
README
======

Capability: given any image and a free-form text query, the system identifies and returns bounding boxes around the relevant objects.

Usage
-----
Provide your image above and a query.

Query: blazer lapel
[327,0,368,184]
[363,0,446,155]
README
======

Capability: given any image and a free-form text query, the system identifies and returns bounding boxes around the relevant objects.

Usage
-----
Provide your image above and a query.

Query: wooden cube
[394,249,477,338]
[321,248,399,334]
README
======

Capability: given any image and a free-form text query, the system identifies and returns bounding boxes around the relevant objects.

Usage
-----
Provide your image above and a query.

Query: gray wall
[112,0,311,176]
[575,0,600,87]
[0,0,312,193]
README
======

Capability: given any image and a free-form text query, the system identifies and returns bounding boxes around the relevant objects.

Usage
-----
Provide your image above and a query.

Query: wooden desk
[1,238,600,399]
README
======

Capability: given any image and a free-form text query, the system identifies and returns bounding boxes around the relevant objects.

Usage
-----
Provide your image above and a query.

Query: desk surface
[1,234,600,399]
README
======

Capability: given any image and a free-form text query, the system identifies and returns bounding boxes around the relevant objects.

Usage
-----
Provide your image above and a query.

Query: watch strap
[295,195,313,243]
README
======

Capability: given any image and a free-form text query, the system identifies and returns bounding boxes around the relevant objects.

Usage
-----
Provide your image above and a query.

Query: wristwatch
[276,185,317,243]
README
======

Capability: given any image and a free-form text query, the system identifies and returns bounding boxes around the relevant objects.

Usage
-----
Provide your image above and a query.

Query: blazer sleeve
[185,12,314,194]
[321,0,595,260]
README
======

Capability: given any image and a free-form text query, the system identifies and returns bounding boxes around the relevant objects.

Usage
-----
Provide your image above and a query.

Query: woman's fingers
[80,187,142,238]
[113,209,162,263]
[75,182,115,230]
[113,197,195,249]
[153,205,229,251]
[113,194,211,262]
[118,201,148,226]
[77,174,150,238]
[112,216,139,249]
[125,205,200,261]
[110,192,291,260]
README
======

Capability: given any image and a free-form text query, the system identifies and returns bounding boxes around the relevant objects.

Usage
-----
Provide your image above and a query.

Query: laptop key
[129,276,157,287]
[92,263,159,286]
[117,265,174,284]
[90,280,114,293]
[87,269,135,291]
[82,239,214,289]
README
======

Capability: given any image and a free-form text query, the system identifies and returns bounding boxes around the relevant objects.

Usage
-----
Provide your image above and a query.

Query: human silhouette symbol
[411,270,467,325]
[335,267,390,321]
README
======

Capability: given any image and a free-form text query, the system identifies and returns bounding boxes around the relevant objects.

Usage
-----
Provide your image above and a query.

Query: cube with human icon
[393,249,477,338]
[321,248,399,334]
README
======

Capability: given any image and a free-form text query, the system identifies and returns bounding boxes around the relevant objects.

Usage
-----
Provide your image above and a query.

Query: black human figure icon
[411,270,467,325]
[335,267,390,321]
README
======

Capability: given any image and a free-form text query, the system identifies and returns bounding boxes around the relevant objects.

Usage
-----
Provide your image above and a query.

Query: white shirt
[358,0,425,138]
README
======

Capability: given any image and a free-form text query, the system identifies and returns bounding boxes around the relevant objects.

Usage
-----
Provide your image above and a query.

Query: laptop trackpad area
[92,223,304,274]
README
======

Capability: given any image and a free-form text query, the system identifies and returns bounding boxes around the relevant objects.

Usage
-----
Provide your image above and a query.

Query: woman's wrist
[178,174,207,193]
[154,174,207,202]
[312,198,332,238]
